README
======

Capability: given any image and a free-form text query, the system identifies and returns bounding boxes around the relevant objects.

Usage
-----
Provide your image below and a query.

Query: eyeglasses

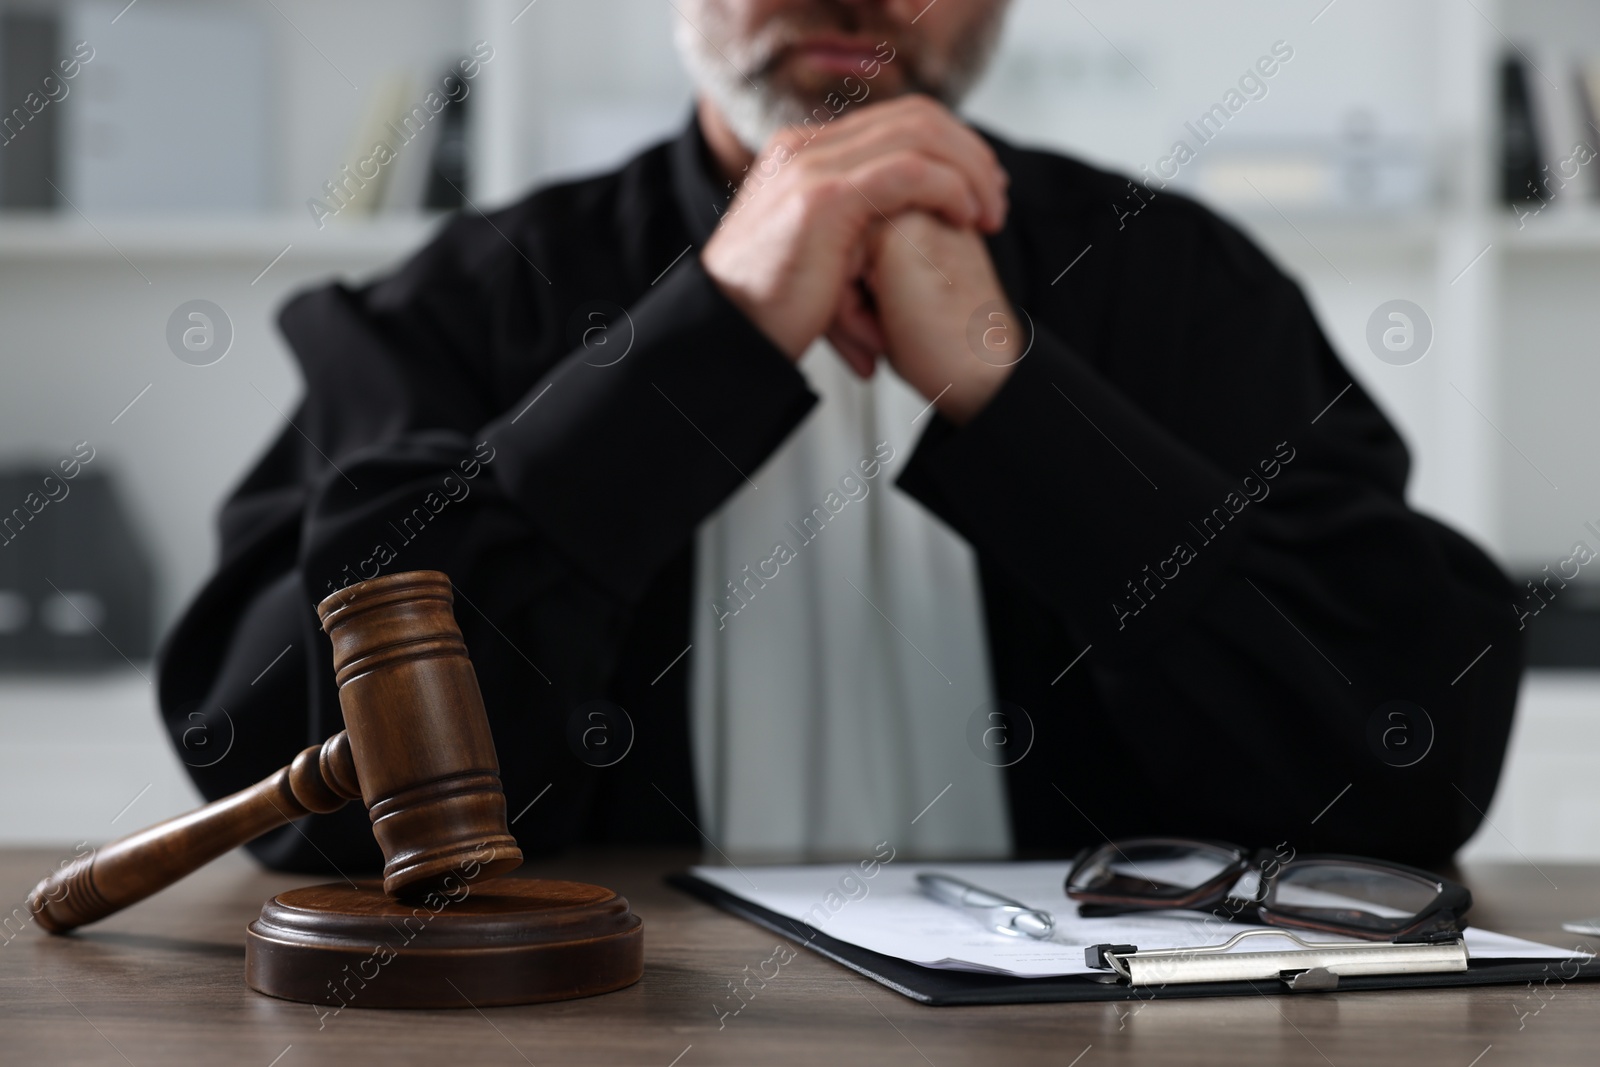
[1064,837,1471,944]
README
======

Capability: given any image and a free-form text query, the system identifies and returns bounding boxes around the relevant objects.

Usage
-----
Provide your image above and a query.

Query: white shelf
[1225,212,1446,258]
[0,214,446,261]
[1218,209,1600,258]
[6,207,1600,265]
[1459,670,1600,862]
[0,671,202,845]
[1500,208,1600,251]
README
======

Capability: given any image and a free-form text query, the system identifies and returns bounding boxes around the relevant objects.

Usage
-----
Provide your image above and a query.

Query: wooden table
[2,846,1597,1065]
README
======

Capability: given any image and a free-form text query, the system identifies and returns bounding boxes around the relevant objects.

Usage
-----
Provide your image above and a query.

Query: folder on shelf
[671,860,1600,1005]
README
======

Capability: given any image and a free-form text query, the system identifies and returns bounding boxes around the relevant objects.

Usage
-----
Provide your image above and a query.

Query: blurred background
[0,0,1596,860]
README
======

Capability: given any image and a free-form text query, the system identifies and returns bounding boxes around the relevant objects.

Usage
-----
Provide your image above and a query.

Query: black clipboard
[669,872,1600,1005]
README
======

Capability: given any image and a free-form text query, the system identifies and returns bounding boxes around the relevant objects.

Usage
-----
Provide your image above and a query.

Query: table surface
[2,847,1598,1067]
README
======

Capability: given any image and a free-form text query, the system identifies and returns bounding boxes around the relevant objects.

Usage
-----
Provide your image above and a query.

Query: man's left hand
[857,211,1021,426]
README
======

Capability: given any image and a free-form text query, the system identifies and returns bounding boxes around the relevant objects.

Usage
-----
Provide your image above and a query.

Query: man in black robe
[158,0,1519,872]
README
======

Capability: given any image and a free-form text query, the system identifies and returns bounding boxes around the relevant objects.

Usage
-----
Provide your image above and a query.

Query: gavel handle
[27,732,362,934]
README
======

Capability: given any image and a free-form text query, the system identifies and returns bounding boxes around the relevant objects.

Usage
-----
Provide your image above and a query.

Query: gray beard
[671,5,1005,154]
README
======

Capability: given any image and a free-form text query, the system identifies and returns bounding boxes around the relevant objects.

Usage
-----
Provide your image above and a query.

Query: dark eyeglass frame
[1065,837,1472,945]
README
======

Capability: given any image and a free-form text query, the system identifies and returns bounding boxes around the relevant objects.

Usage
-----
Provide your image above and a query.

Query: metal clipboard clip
[1085,929,1470,991]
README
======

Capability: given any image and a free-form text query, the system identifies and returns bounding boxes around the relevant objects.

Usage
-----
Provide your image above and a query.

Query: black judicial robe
[157,118,1521,873]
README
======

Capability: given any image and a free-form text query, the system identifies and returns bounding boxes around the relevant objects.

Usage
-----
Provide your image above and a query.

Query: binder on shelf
[0,10,63,209]
[0,465,154,671]
[61,2,269,213]
[1501,53,1547,205]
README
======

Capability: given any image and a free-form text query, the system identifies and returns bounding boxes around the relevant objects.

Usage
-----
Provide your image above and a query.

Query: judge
[159,0,1519,872]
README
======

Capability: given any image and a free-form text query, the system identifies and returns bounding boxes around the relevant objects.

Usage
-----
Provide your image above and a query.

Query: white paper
[692,860,1580,979]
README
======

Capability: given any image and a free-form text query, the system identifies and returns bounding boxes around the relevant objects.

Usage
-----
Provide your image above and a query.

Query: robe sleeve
[897,202,1521,860]
[156,207,812,872]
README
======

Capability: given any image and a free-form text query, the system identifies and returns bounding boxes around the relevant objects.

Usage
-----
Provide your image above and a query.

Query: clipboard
[669,871,1600,1005]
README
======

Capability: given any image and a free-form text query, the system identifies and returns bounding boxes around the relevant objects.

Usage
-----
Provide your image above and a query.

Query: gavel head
[317,570,523,897]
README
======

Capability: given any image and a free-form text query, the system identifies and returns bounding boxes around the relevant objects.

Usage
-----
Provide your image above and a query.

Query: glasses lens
[1068,840,1243,900]
[1265,861,1443,934]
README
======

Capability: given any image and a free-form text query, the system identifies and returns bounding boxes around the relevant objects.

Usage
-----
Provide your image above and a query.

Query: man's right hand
[700,95,1009,374]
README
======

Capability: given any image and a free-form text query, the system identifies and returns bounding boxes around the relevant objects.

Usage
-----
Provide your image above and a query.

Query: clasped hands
[702,95,1020,426]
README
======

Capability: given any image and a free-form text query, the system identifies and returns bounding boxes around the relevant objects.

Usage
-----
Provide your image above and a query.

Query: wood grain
[26,732,360,933]
[24,570,531,934]
[2,847,1597,1066]
[315,570,522,897]
[245,879,643,1008]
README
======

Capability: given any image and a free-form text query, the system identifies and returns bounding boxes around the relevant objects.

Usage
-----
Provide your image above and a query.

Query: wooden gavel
[28,570,524,932]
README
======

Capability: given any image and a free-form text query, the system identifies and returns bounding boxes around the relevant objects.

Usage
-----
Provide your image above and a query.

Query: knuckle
[798,176,846,213]
[905,110,940,140]
[884,151,930,182]
[760,132,804,166]
[909,94,945,121]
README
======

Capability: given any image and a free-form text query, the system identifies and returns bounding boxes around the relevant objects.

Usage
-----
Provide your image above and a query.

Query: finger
[833,279,887,358]
[843,229,870,284]
[809,96,1004,200]
[824,275,884,379]
[790,97,1008,230]
[838,152,983,232]
[826,326,879,379]
[822,132,1005,234]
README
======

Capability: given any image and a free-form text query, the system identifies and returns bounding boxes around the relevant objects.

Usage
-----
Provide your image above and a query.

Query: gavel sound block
[27,570,643,1009]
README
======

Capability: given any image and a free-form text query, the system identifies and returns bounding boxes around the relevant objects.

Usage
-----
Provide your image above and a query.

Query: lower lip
[790,47,880,77]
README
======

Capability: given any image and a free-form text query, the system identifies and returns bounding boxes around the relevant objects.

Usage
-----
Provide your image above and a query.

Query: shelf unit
[1,0,1599,862]
[13,0,1589,567]
[0,214,442,260]
[1,0,1593,606]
